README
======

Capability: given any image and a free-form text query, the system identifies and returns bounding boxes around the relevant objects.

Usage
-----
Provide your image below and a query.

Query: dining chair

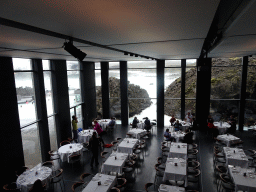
[187,149,198,161]
[15,166,29,177]
[126,133,133,138]
[186,169,201,191]
[80,173,92,183]
[28,180,47,192]
[71,182,85,192]
[115,178,127,191]
[50,169,65,192]
[3,182,19,191]
[110,187,121,192]
[213,152,226,166]
[69,154,82,170]
[42,161,56,176]
[60,140,71,146]
[144,183,159,192]
[218,173,235,192]
[154,163,164,185]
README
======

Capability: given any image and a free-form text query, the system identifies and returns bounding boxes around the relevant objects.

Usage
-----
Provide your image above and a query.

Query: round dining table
[58,143,83,162]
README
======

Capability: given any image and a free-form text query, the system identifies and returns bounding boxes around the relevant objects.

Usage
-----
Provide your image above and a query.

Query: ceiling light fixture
[124,52,128,55]
[63,41,87,61]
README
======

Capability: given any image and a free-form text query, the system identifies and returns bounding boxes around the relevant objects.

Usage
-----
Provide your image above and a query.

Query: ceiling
[0,0,255,62]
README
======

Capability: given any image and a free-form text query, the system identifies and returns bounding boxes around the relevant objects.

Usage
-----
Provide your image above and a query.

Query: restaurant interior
[1,0,256,192]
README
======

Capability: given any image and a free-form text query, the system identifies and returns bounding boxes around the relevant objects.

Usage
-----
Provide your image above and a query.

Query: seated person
[208,119,219,138]
[185,112,193,123]
[144,117,151,131]
[164,128,175,142]
[170,115,176,125]
[227,115,237,134]
[174,120,182,131]
[190,118,198,130]
[132,117,139,128]
[107,117,116,130]
[183,129,194,144]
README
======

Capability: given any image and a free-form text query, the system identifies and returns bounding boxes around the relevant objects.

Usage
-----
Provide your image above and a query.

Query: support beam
[32,59,51,162]
[181,59,186,120]
[0,57,25,187]
[238,56,248,131]
[80,61,97,128]
[157,60,165,127]
[196,58,212,130]
[101,62,110,119]
[120,61,129,125]
[50,60,72,146]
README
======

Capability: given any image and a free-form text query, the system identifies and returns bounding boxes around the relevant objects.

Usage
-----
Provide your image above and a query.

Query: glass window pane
[109,70,120,98]
[246,66,256,100]
[165,60,181,67]
[43,71,54,115]
[109,62,119,69]
[127,61,156,68]
[76,105,83,129]
[210,100,239,126]
[128,69,156,98]
[21,124,42,168]
[185,99,196,117]
[15,72,37,127]
[67,61,80,70]
[186,59,197,67]
[96,98,102,118]
[165,68,181,98]
[164,99,181,125]
[13,58,32,70]
[48,116,57,152]
[42,60,50,70]
[185,67,197,98]
[110,98,121,120]
[212,57,242,67]
[67,71,81,107]
[128,99,156,123]
[95,62,101,69]
[211,66,241,99]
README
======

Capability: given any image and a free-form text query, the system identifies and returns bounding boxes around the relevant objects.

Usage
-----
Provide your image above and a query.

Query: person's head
[176,120,179,123]
[187,112,190,115]
[134,117,137,120]
[146,117,148,120]
[185,128,190,133]
[166,128,169,132]
[72,115,76,120]
[94,120,98,124]
[92,132,97,138]
[172,115,175,118]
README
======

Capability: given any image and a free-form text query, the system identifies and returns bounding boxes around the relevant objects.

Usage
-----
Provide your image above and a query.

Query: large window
[164,60,181,125]
[13,58,41,168]
[128,61,156,123]
[95,63,102,118]
[210,58,242,127]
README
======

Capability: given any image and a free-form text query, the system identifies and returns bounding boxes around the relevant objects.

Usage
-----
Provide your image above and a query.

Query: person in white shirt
[185,112,193,123]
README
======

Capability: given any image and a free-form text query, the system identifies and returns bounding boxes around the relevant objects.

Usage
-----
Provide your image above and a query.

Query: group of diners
[214,134,256,192]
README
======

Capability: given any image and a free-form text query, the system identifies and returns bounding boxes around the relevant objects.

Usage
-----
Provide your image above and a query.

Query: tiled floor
[50,125,256,192]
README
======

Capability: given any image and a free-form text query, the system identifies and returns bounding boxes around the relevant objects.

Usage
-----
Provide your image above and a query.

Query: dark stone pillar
[157,60,165,127]
[50,60,72,146]
[120,61,129,125]
[238,56,248,131]
[181,59,186,120]
[80,61,97,128]
[32,59,51,161]
[0,57,25,187]
[196,58,212,130]
[101,62,110,119]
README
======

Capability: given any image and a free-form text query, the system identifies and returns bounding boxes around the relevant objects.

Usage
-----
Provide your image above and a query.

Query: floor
[50,125,256,192]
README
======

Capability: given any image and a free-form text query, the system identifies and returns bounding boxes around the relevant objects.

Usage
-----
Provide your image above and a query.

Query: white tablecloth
[168,143,187,159]
[158,184,185,192]
[101,152,129,174]
[217,134,241,147]
[127,129,147,139]
[228,165,256,192]
[58,143,83,162]
[163,158,187,187]
[171,132,185,142]
[82,173,117,192]
[117,138,138,154]
[78,129,97,143]
[16,164,52,192]
[223,147,249,168]
[98,119,111,130]
[214,122,230,135]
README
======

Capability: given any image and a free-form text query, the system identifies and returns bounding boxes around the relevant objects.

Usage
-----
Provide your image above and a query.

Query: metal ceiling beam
[200,0,256,58]
[0,17,158,60]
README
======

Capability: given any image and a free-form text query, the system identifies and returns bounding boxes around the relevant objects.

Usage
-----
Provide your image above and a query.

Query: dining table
[78,129,97,143]
[158,184,185,192]
[163,158,187,187]
[228,165,256,192]
[167,143,187,159]
[170,131,185,142]
[214,122,230,135]
[16,163,52,192]
[127,128,147,139]
[117,138,139,154]
[98,119,111,130]
[216,134,241,147]
[101,152,129,174]
[58,143,84,162]
[223,147,249,168]
[82,173,117,192]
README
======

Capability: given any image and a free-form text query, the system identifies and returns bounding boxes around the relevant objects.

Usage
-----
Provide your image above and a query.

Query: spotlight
[135,54,138,57]
[130,53,134,56]
[63,41,87,61]
[124,52,128,55]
